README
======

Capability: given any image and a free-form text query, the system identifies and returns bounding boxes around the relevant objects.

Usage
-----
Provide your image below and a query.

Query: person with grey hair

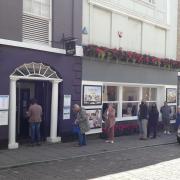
[73,104,90,146]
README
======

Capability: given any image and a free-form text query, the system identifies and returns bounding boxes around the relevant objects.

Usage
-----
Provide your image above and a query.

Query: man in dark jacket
[138,100,148,140]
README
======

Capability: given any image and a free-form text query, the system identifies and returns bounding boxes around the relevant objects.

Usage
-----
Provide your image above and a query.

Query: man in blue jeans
[27,99,42,145]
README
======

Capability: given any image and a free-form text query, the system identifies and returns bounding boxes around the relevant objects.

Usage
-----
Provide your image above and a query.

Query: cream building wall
[82,0,178,59]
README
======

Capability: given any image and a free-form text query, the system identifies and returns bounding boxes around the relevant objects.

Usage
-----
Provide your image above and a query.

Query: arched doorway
[8,62,63,149]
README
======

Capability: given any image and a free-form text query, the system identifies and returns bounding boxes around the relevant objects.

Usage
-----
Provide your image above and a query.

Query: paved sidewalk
[0,133,177,170]
[89,158,180,180]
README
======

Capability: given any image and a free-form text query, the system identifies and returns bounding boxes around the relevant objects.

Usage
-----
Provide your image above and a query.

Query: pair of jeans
[30,122,41,143]
[78,132,86,146]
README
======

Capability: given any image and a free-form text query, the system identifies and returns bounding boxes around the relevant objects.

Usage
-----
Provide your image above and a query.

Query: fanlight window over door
[11,62,61,80]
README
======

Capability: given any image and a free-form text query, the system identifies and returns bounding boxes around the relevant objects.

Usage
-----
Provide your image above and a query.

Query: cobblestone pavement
[0,134,176,169]
[0,142,180,180]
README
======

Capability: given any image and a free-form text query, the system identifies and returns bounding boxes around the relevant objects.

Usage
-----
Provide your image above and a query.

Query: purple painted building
[0,0,83,149]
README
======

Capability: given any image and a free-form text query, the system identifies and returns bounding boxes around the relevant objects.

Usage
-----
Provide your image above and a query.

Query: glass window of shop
[103,86,118,118]
[103,86,118,101]
[143,88,157,107]
[102,85,157,120]
[122,87,140,117]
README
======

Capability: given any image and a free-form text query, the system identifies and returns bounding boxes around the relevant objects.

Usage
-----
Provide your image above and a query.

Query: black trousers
[147,122,157,138]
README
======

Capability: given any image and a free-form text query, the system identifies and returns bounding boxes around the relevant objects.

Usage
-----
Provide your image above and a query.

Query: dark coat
[160,105,171,120]
[149,108,159,125]
[139,103,148,120]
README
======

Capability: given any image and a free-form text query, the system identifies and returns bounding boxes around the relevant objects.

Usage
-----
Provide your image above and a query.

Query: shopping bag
[72,124,80,134]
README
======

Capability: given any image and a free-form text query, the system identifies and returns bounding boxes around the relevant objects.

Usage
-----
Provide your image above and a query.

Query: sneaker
[110,141,114,144]
[164,130,167,134]
[167,131,171,135]
[105,140,110,143]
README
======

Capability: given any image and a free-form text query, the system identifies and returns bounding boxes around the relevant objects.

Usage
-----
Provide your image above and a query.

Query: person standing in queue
[138,100,148,140]
[27,99,42,146]
[103,103,116,144]
[147,103,159,139]
[160,101,171,134]
[73,104,90,146]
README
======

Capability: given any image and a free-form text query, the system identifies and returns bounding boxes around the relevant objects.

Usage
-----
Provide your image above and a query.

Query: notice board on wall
[63,95,71,120]
[0,95,9,126]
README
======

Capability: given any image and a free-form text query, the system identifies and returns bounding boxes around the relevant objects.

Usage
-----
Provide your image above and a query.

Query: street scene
[0,134,179,180]
[1,0,180,179]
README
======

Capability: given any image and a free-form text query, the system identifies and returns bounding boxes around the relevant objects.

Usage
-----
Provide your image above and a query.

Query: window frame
[22,0,52,46]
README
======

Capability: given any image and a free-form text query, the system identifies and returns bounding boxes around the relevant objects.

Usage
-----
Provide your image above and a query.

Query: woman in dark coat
[147,103,159,139]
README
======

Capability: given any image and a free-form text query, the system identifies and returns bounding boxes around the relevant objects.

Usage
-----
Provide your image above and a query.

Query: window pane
[103,86,118,101]
[143,88,150,101]
[41,0,50,18]
[23,0,32,13]
[102,103,118,118]
[123,87,139,101]
[151,88,157,101]
[122,102,138,117]
[32,0,41,16]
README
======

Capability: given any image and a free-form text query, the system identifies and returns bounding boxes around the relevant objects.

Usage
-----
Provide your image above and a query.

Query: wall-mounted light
[82,27,88,35]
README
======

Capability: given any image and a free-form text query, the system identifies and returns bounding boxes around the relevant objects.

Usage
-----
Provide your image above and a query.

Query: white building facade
[81,0,178,132]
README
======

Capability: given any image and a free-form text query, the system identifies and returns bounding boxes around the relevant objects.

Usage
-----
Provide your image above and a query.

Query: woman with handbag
[73,104,90,146]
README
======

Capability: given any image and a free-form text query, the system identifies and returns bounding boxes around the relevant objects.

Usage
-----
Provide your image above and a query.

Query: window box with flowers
[83,45,180,71]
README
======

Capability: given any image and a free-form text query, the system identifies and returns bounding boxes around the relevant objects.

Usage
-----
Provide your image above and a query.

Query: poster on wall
[86,109,102,129]
[166,88,177,103]
[83,85,102,106]
[0,95,9,110]
[63,95,71,120]
[169,105,176,120]
[0,111,8,125]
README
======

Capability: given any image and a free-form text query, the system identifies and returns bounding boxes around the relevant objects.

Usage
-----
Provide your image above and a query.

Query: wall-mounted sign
[63,95,71,120]
[0,111,8,125]
[0,95,9,126]
[0,95,9,110]
[65,40,76,56]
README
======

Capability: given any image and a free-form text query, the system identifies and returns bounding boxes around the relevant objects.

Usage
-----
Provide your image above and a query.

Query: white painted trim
[0,38,65,54]
[10,75,62,82]
[82,80,177,88]
[0,38,83,57]
[49,0,52,46]
[89,0,169,30]
[86,128,102,135]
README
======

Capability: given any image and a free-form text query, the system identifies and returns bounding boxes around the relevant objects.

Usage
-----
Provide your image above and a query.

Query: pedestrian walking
[103,103,116,144]
[147,103,159,139]
[160,101,171,134]
[73,104,90,146]
[138,100,148,140]
[27,99,42,145]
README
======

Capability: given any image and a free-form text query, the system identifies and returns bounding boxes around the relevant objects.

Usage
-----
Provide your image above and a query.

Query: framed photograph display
[83,85,102,106]
[86,109,102,129]
[166,88,177,103]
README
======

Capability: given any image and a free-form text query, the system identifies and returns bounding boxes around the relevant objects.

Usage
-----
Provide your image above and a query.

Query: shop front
[0,43,82,149]
[82,58,178,135]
